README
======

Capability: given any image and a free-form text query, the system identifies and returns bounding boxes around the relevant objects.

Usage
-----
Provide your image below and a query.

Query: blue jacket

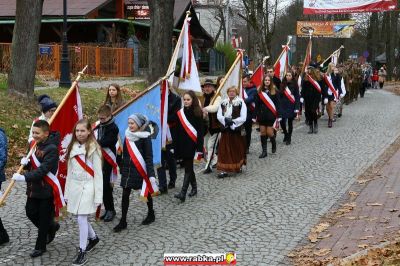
[244,85,257,121]
[0,128,7,184]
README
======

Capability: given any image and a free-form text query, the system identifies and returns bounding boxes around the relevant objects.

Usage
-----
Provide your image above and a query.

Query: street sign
[39,46,51,55]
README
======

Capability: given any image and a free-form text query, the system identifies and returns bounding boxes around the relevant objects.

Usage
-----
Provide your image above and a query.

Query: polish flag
[274,45,289,81]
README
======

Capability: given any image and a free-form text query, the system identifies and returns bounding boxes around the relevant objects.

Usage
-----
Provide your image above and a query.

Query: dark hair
[183,90,203,118]
[97,105,112,116]
[242,74,251,80]
[66,119,99,160]
[216,76,224,88]
[281,71,294,89]
[104,84,124,107]
[32,120,50,132]
[259,75,277,94]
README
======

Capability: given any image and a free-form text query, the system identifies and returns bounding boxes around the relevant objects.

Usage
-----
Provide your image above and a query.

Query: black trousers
[244,120,253,150]
[103,174,115,212]
[157,146,177,189]
[25,197,54,250]
[280,118,294,134]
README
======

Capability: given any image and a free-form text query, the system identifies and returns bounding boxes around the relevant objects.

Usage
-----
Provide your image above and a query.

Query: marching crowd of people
[0,60,378,265]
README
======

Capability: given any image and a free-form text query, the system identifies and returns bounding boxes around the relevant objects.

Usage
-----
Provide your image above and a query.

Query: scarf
[125,128,151,142]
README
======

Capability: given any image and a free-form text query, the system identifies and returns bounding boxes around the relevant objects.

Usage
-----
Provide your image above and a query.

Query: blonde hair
[226,86,239,95]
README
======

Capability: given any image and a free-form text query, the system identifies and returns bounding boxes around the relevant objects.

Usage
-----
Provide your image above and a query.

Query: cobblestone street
[1,89,400,265]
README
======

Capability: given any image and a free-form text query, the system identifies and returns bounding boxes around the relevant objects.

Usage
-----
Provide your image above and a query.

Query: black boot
[142,210,155,225]
[308,122,314,134]
[313,120,318,134]
[282,129,288,142]
[113,220,127,233]
[188,173,197,197]
[174,173,190,202]
[286,133,291,145]
[72,248,87,265]
[271,136,277,154]
[259,136,268,158]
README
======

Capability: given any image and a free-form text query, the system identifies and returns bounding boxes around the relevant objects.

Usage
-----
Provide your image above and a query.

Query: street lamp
[59,0,71,87]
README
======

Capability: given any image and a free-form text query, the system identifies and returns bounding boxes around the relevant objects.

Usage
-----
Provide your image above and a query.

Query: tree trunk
[8,0,44,98]
[148,0,175,83]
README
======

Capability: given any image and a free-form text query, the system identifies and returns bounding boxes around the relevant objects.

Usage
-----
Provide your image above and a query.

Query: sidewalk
[289,135,400,265]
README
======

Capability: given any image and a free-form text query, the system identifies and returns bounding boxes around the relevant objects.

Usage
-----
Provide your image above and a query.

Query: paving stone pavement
[1,89,400,265]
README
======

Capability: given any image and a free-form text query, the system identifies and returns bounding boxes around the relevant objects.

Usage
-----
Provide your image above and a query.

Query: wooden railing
[0,43,134,78]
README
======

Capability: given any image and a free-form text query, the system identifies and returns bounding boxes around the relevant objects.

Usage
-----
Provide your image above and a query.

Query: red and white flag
[250,63,264,89]
[231,36,242,49]
[302,39,312,74]
[52,84,83,190]
[167,17,201,92]
[274,45,290,81]
[161,80,172,149]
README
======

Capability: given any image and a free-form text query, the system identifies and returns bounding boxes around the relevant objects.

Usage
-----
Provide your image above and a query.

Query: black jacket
[255,90,281,123]
[167,91,182,143]
[279,81,300,119]
[95,117,119,180]
[301,78,324,111]
[25,131,60,199]
[174,107,204,160]
[120,131,155,190]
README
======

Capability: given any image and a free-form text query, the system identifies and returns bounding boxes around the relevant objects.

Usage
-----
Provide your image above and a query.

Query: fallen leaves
[366,202,383,206]
[308,223,330,243]
[313,248,331,257]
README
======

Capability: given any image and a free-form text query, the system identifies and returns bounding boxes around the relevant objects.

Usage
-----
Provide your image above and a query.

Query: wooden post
[54,44,60,79]
[95,47,100,76]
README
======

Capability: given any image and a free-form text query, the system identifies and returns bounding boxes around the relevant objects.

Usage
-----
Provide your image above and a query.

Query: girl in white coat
[64,119,103,266]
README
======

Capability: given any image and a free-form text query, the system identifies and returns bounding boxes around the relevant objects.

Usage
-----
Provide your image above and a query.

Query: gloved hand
[277,118,282,122]
[294,110,299,113]
[323,98,328,104]
[20,157,30,166]
[300,98,304,103]
[224,117,233,127]
[149,176,159,193]
[340,93,345,98]
[12,173,25,182]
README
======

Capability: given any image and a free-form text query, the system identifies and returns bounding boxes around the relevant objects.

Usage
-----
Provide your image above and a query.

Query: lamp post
[59,0,71,87]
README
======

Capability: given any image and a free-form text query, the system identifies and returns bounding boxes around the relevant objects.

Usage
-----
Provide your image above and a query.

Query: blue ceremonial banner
[114,84,161,165]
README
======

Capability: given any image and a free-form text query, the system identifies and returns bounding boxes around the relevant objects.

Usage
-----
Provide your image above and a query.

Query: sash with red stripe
[283,87,296,104]
[258,91,277,117]
[31,152,65,212]
[125,138,159,201]
[324,74,338,101]
[306,74,322,94]
[101,148,118,183]
[177,108,197,143]
[74,154,101,218]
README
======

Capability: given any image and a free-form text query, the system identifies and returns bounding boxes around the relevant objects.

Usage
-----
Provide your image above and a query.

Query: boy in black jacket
[12,120,60,258]
[95,105,119,222]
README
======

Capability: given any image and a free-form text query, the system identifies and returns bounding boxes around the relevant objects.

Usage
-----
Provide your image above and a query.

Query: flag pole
[273,36,292,68]
[301,30,313,75]
[320,45,345,67]
[166,11,191,77]
[211,52,242,105]
[0,65,88,207]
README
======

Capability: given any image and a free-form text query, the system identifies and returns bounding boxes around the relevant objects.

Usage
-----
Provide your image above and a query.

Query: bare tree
[8,0,44,98]
[148,0,175,83]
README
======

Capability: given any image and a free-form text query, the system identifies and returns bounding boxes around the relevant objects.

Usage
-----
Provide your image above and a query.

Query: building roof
[0,0,111,18]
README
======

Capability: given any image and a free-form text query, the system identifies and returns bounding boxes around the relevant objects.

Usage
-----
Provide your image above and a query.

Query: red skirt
[217,131,246,173]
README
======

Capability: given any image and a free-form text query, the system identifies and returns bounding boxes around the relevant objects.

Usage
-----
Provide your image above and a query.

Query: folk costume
[216,96,247,177]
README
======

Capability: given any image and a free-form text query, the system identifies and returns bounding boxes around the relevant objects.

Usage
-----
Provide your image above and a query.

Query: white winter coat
[64,141,103,215]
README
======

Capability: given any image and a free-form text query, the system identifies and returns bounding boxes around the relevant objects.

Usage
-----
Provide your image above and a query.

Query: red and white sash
[101,148,119,183]
[125,138,159,200]
[258,91,277,117]
[74,154,101,218]
[306,74,322,94]
[31,152,65,210]
[177,108,197,143]
[324,75,338,101]
[283,87,296,104]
